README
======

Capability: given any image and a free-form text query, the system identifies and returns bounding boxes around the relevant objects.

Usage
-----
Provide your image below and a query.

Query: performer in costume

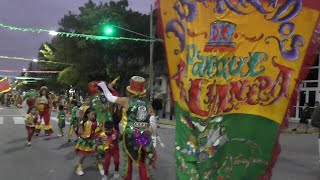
[79,97,91,122]
[150,117,165,149]
[57,105,66,137]
[68,100,81,142]
[89,81,112,125]
[75,108,104,176]
[98,121,120,180]
[17,94,23,109]
[98,76,155,180]
[90,77,120,127]
[52,92,59,111]
[24,106,38,146]
[23,89,38,114]
[34,86,53,136]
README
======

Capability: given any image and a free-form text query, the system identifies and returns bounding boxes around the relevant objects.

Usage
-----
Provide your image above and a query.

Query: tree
[33,0,164,94]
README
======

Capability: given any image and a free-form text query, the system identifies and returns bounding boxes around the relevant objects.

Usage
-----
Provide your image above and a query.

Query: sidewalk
[281,121,319,134]
[158,118,176,126]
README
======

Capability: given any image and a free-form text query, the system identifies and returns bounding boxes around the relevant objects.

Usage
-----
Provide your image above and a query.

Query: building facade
[290,54,320,121]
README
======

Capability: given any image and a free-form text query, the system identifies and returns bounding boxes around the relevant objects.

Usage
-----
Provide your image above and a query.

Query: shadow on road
[54,142,74,150]
[6,137,27,144]
[43,136,60,141]
[65,151,77,160]
[2,145,27,154]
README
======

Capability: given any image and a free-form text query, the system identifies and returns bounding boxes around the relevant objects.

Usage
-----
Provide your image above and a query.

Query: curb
[281,129,318,134]
[158,120,176,127]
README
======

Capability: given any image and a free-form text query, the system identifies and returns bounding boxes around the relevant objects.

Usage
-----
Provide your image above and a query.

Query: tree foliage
[21,0,165,95]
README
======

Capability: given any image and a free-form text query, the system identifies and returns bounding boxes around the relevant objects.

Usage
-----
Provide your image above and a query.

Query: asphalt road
[0,106,319,180]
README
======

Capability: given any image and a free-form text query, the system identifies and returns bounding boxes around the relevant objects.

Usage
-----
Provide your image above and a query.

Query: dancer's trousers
[123,151,150,180]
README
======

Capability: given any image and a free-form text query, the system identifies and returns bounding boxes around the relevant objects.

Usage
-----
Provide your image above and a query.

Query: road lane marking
[0,115,24,117]
[13,117,25,124]
[0,116,71,125]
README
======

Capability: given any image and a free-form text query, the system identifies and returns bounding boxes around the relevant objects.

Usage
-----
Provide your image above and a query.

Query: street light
[103,26,114,35]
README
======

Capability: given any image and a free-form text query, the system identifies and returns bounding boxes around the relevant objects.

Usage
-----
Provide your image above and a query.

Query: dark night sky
[0,0,153,77]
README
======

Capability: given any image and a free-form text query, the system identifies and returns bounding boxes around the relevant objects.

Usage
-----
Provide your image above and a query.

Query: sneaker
[27,141,31,146]
[68,139,71,143]
[57,134,63,137]
[291,128,297,132]
[76,164,84,176]
[98,163,104,176]
[101,175,108,180]
[113,172,120,179]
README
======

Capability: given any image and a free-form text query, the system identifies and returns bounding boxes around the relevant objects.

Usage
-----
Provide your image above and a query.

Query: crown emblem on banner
[204,21,237,52]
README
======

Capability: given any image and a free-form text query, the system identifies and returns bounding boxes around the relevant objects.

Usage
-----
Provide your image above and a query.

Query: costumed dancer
[68,100,81,142]
[75,108,104,176]
[52,92,59,111]
[79,97,91,122]
[98,76,155,180]
[99,121,120,180]
[148,116,165,173]
[17,94,23,109]
[89,81,112,127]
[34,86,53,136]
[150,116,165,149]
[24,106,38,146]
[23,89,38,114]
[57,105,66,137]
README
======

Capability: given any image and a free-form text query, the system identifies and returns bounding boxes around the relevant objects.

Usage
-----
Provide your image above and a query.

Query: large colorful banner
[157,0,320,179]
[0,77,11,93]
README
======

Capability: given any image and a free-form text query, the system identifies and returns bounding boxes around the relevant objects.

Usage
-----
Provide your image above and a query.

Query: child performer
[68,100,80,142]
[99,121,120,180]
[150,116,165,149]
[57,105,66,137]
[149,116,165,171]
[75,108,104,176]
[79,97,91,122]
[25,106,38,146]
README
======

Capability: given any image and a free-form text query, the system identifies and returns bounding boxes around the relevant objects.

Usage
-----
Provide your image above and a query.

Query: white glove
[97,82,118,103]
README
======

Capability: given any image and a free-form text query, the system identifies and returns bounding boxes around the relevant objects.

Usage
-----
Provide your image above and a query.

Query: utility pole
[149,4,155,98]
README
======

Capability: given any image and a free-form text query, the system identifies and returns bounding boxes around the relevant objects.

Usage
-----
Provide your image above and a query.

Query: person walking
[292,103,312,133]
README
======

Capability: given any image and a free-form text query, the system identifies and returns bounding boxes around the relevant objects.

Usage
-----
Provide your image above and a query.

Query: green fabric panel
[175,103,279,180]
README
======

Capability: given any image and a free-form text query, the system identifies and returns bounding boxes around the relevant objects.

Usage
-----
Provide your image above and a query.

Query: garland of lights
[0,23,162,42]
[0,56,70,65]
[0,75,48,80]
[0,70,60,73]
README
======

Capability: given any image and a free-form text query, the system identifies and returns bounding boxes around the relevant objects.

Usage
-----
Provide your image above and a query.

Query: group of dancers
[23,76,164,180]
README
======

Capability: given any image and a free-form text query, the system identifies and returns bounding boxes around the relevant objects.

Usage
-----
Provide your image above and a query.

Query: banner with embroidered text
[157,0,320,179]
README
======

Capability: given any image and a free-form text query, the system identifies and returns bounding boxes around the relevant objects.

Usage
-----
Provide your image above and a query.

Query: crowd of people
[21,76,164,180]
